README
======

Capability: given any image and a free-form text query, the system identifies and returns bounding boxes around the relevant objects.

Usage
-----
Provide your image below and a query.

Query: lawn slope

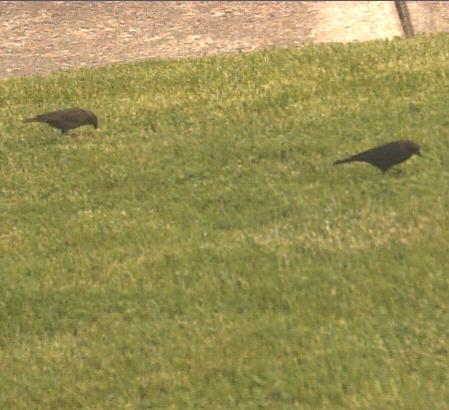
[1,34,449,409]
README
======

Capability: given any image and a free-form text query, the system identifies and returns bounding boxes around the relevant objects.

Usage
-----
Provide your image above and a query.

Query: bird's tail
[23,117,38,123]
[333,157,353,166]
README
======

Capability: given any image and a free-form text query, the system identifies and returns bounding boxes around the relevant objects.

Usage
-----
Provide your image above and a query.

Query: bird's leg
[389,168,404,177]
[62,129,78,137]
[280,149,288,162]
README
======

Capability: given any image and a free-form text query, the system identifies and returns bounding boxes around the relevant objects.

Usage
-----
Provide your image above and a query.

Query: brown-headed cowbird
[333,140,421,173]
[23,108,98,134]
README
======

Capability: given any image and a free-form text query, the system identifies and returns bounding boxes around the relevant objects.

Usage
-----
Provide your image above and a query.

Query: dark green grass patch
[1,34,449,409]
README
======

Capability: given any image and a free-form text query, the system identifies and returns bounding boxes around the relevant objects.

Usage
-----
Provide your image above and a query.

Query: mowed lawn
[1,33,449,409]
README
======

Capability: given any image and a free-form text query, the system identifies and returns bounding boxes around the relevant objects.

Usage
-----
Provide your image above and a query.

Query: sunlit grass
[1,33,449,409]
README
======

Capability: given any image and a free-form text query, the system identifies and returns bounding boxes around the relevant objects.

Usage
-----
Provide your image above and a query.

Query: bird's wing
[34,110,65,122]
[350,143,400,163]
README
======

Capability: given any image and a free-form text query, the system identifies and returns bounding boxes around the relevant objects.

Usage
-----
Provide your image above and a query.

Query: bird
[333,139,421,173]
[23,108,98,134]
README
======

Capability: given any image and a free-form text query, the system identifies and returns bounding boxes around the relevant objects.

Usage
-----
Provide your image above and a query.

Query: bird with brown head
[333,140,421,173]
[24,108,98,134]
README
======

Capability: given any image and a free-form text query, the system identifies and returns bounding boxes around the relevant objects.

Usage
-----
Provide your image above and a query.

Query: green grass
[1,33,449,409]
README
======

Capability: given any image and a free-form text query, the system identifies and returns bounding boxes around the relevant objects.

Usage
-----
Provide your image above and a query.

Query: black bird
[23,108,98,134]
[333,140,421,173]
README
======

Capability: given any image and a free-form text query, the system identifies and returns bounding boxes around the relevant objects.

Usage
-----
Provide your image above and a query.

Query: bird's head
[87,112,98,129]
[406,140,422,157]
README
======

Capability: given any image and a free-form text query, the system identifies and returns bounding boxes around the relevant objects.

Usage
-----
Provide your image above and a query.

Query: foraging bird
[333,140,421,173]
[23,108,98,134]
